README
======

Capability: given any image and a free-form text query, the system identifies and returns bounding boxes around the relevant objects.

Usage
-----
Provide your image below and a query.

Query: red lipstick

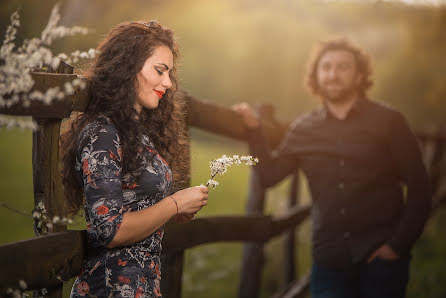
[154,90,165,98]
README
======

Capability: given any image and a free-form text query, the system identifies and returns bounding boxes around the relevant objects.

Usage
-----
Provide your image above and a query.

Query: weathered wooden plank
[32,118,67,234]
[0,73,81,118]
[32,66,71,236]
[0,230,86,293]
[160,252,184,298]
[238,104,278,298]
[1,83,288,147]
[163,215,271,253]
[284,173,299,286]
[187,95,287,148]
[0,207,311,293]
[270,205,311,236]
[31,63,73,298]
[238,170,266,298]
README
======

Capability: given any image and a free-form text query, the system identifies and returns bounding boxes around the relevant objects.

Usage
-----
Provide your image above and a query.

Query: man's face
[316,49,361,103]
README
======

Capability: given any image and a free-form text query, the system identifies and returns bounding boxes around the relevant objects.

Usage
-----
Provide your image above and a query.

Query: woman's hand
[172,186,208,214]
[232,103,260,129]
[107,187,206,248]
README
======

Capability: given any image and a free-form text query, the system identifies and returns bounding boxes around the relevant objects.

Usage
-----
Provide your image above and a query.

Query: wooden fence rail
[0,205,310,291]
[1,71,445,298]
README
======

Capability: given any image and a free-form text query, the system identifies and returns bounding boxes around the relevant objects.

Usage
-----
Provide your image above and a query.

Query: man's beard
[318,81,358,104]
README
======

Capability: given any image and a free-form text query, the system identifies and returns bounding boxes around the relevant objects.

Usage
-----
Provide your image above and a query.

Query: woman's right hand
[172,186,209,214]
[231,103,260,129]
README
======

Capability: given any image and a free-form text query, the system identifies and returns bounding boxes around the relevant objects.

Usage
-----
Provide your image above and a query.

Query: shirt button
[344,232,350,238]
[338,183,344,190]
[340,208,346,215]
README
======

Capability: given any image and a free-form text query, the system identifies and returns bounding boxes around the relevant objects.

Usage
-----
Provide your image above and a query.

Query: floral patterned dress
[70,117,172,298]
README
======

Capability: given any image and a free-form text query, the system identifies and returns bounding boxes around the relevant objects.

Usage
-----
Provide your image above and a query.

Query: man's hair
[304,37,373,98]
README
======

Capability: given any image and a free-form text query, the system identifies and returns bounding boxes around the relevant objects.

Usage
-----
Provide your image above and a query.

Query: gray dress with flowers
[70,117,171,298]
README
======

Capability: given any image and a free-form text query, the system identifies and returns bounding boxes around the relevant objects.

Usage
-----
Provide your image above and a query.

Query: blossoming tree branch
[0,3,96,130]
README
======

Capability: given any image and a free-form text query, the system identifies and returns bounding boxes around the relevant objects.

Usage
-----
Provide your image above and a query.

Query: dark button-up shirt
[248,98,431,268]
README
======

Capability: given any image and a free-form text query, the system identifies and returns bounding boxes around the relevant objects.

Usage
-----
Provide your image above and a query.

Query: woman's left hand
[173,213,195,223]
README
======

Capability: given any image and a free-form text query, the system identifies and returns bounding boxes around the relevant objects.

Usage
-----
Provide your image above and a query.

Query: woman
[62,21,208,297]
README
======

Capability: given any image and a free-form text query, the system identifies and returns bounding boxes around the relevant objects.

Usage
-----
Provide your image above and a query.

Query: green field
[0,127,445,297]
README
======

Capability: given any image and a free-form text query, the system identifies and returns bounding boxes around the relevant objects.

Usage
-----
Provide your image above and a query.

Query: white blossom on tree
[0,3,97,130]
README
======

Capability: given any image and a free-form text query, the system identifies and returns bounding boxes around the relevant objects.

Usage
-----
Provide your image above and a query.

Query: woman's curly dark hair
[61,21,186,215]
[304,37,373,98]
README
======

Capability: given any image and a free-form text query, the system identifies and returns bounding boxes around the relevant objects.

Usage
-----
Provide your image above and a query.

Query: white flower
[37,201,45,210]
[18,280,27,290]
[12,289,21,298]
[71,50,80,57]
[51,57,60,70]
[79,51,89,59]
[57,53,68,60]
[0,115,37,130]
[64,82,74,95]
[72,78,86,89]
[206,155,258,189]
[207,179,219,189]
[52,216,60,223]
[87,48,96,58]
[46,222,53,230]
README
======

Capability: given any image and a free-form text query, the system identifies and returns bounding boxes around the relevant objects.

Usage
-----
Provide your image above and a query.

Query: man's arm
[247,126,298,188]
[233,103,298,188]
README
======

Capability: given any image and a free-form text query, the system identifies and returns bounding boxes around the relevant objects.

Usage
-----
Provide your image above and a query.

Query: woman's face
[135,45,173,113]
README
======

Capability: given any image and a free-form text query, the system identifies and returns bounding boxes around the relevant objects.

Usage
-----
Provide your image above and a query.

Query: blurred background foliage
[1,0,445,297]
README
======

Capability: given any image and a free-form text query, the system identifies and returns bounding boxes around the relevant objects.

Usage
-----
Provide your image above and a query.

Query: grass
[0,127,445,297]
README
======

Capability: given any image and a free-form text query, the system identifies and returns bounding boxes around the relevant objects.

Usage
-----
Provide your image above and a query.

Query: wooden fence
[0,66,445,298]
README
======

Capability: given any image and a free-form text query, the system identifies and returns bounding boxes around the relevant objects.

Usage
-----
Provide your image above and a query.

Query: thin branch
[0,201,30,217]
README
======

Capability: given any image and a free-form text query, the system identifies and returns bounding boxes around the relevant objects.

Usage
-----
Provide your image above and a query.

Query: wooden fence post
[31,61,73,297]
[238,170,266,298]
[283,172,300,286]
[419,129,446,208]
[238,104,274,298]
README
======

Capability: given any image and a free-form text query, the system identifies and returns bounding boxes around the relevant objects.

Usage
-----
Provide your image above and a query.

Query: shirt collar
[319,97,369,120]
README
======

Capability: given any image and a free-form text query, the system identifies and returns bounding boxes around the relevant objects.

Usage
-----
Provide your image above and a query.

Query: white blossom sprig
[6,281,47,298]
[204,155,259,189]
[0,3,96,130]
[32,201,73,235]
[0,200,74,236]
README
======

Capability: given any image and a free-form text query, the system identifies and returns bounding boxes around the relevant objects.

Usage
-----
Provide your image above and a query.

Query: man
[233,38,431,298]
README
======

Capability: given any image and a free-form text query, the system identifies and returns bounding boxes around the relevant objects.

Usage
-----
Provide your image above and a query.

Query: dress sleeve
[77,123,124,248]
[386,111,431,255]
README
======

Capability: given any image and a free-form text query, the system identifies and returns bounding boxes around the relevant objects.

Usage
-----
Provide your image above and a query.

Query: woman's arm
[78,123,207,249]
[108,186,208,248]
